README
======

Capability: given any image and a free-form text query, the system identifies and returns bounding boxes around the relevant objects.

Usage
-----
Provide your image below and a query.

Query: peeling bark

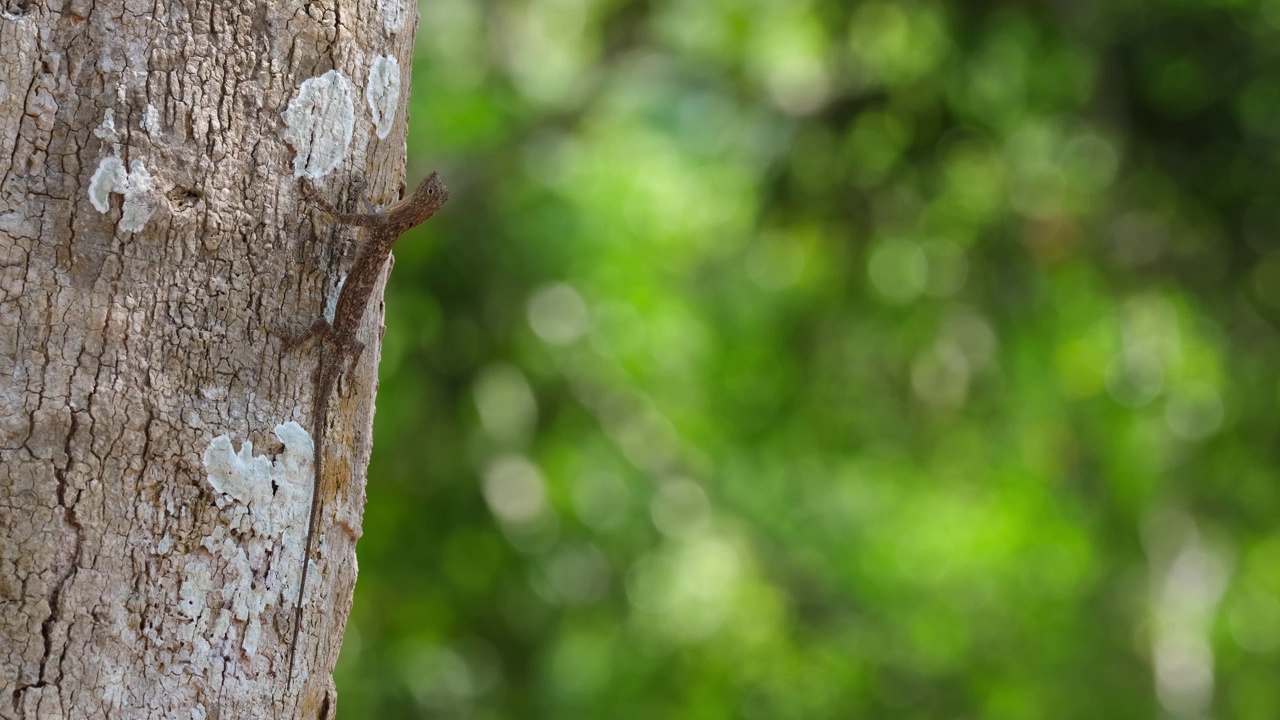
[0,1,419,717]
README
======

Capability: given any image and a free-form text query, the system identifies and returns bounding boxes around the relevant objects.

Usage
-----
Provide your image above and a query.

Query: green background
[336,0,1280,717]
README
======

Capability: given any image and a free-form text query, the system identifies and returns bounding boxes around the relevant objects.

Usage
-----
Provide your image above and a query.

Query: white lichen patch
[378,0,407,34]
[282,70,356,178]
[141,104,160,134]
[203,421,313,541]
[88,157,159,232]
[366,55,401,140]
[120,161,157,232]
[93,108,118,142]
[177,560,213,620]
[89,156,127,213]
[191,422,316,657]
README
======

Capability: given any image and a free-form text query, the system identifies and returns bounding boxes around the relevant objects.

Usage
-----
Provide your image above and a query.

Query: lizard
[286,171,449,691]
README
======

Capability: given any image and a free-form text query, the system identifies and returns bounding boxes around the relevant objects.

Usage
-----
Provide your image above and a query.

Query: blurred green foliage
[337,0,1280,717]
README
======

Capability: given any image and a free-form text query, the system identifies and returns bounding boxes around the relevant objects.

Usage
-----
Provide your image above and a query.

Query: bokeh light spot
[627,535,745,643]
[528,282,590,345]
[474,364,538,446]
[546,544,612,606]
[868,238,927,304]
[483,455,549,525]
[650,477,711,538]
[911,341,970,408]
[1106,347,1165,408]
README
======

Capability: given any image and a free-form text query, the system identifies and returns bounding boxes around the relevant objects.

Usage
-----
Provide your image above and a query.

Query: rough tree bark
[0,0,420,717]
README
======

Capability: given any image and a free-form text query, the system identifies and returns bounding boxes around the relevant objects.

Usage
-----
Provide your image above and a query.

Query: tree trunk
[0,0,419,717]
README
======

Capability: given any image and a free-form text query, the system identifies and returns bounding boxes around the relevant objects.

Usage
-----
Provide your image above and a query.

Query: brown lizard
[287,171,449,691]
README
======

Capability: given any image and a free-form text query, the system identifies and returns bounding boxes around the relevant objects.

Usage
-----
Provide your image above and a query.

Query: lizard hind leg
[284,319,340,354]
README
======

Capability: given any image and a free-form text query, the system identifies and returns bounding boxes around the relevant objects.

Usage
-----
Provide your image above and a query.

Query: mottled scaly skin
[288,172,449,691]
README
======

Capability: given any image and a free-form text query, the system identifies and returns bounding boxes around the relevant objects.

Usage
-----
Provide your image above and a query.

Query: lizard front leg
[299,177,389,228]
[284,319,338,353]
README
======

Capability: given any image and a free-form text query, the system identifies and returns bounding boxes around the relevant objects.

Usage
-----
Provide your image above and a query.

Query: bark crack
[11,409,84,709]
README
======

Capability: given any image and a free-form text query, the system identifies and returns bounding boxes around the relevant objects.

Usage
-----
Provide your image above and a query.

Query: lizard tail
[286,359,333,693]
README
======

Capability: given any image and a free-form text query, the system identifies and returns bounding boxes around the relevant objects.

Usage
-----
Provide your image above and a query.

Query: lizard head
[388,170,450,231]
[412,171,450,217]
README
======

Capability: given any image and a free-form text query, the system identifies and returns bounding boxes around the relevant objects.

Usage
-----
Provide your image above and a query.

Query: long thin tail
[286,356,335,692]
